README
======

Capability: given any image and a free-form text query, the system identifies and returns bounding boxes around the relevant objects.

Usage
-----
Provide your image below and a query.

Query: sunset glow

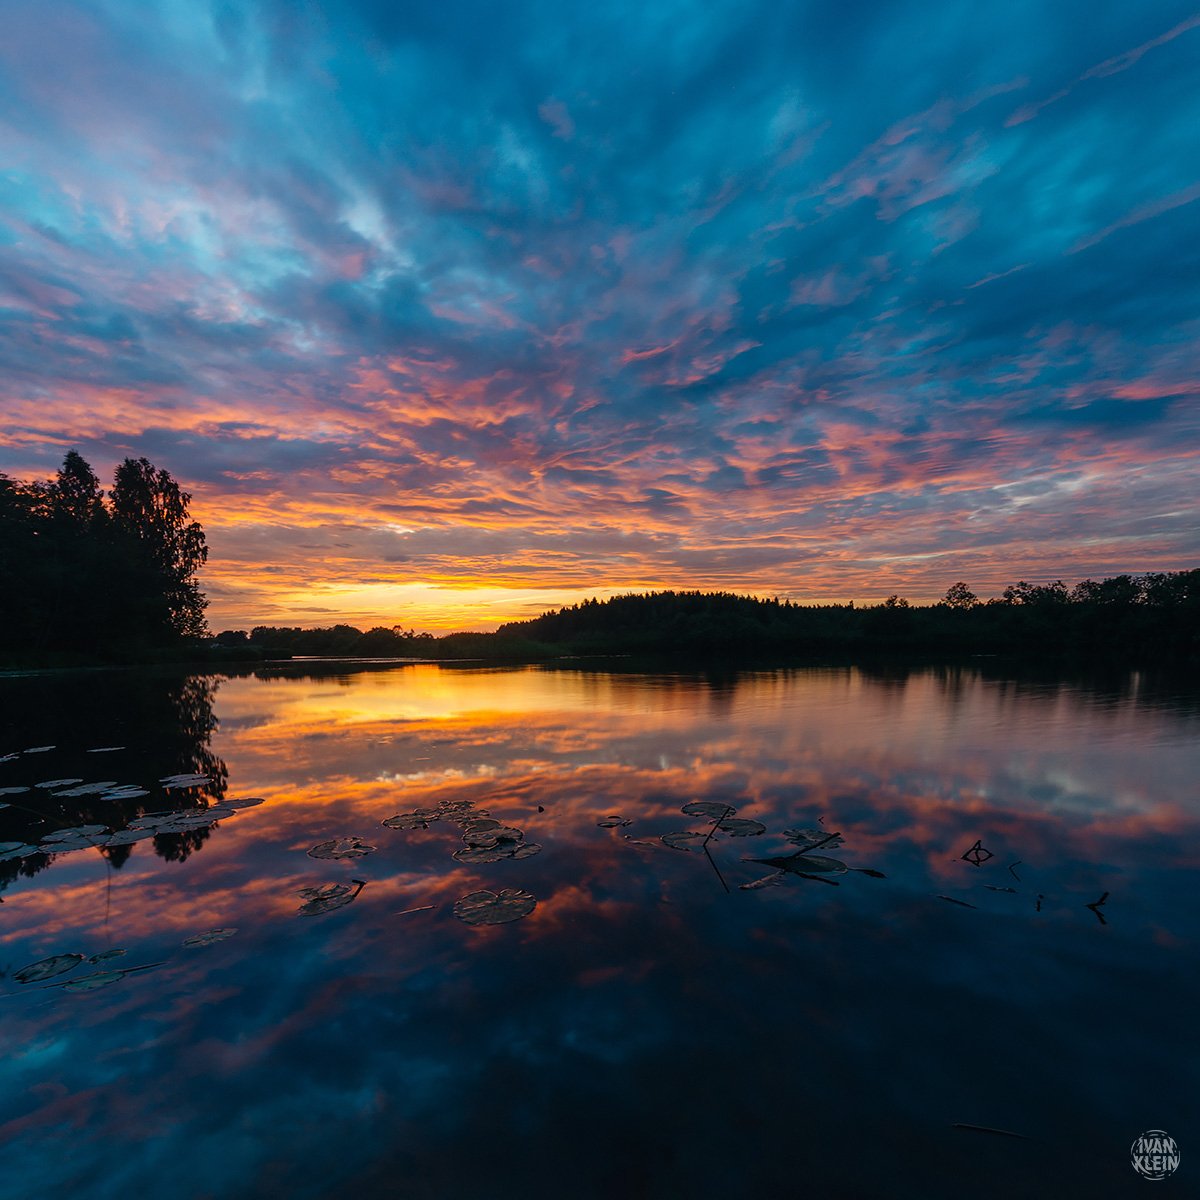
[2,3,1198,630]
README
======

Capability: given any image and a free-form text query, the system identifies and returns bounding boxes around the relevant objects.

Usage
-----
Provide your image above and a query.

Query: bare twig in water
[953,1123,1030,1140]
[700,804,736,850]
[785,831,841,857]
[393,905,435,917]
[937,895,977,909]
[702,844,730,893]
[1086,892,1109,925]
[1008,860,1023,881]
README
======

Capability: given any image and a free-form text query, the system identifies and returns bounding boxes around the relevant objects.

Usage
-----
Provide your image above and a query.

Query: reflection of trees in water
[0,671,229,892]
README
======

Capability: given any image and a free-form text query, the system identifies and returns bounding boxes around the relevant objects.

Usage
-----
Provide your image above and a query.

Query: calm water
[1,662,1196,1199]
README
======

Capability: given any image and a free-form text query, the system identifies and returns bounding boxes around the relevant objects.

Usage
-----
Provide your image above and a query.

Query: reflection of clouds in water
[0,663,1198,1198]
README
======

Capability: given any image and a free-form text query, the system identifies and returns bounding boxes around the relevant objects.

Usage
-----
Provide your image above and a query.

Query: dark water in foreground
[0,662,1196,1199]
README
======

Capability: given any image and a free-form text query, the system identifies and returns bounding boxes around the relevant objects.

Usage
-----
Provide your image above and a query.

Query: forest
[234,571,1200,666]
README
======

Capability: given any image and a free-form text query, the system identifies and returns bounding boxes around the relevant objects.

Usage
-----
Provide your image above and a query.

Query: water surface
[1,662,1196,1198]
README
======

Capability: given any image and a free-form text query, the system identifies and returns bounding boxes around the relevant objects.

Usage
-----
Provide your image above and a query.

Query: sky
[1,1,1198,632]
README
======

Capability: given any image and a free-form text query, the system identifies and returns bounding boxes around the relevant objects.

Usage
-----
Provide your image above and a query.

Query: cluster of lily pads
[0,783,264,864]
[291,796,542,927]
[597,798,884,892]
[383,797,542,866]
[8,927,240,997]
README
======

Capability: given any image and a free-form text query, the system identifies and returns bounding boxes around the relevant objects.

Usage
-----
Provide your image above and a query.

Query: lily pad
[783,828,845,850]
[463,824,524,847]
[755,853,848,876]
[40,836,109,854]
[462,817,503,833]
[182,928,238,947]
[14,953,85,984]
[0,842,38,862]
[681,801,737,818]
[99,787,150,801]
[597,815,632,828]
[223,796,265,810]
[105,829,158,846]
[717,818,765,837]
[740,872,788,891]
[453,839,542,864]
[42,824,109,841]
[452,888,537,926]
[382,812,431,830]
[307,836,375,860]
[62,970,127,992]
[661,831,705,851]
[160,773,210,789]
[52,781,119,797]
[297,880,366,916]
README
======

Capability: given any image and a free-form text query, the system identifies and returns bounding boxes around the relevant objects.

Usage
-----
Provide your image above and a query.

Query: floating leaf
[36,779,82,790]
[661,831,705,851]
[24,746,55,754]
[104,829,157,847]
[42,825,109,843]
[462,817,502,833]
[99,787,150,801]
[0,786,31,796]
[14,953,85,983]
[297,880,366,916]
[681,801,737,818]
[783,828,845,850]
[52,781,119,798]
[223,796,265,810]
[452,888,537,926]
[160,773,210,789]
[88,949,127,963]
[753,853,848,876]
[0,842,38,862]
[740,872,788,891]
[307,836,375,860]
[717,818,765,837]
[453,839,542,864]
[462,824,524,847]
[41,836,109,854]
[62,970,126,992]
[86,747,125,753]
[596,815,632,828]
[182,928,238,947]
[128,811,193,831]
[382,812,430,830]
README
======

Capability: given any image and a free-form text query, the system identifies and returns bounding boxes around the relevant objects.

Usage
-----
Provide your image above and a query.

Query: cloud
[0,0,1197,628]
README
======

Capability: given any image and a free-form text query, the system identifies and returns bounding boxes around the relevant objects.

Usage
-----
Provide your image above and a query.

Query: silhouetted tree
[110,457,208,639]
[942,582,978,609]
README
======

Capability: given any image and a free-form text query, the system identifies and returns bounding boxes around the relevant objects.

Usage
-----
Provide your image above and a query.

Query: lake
[1,661,1196,1198]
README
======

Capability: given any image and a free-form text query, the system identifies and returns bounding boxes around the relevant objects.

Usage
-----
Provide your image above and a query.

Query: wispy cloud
[0,0,1197,629]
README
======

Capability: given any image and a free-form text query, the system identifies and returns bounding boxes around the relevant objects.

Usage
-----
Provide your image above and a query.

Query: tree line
[227,570,1199,665]
[0,451,207,661]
